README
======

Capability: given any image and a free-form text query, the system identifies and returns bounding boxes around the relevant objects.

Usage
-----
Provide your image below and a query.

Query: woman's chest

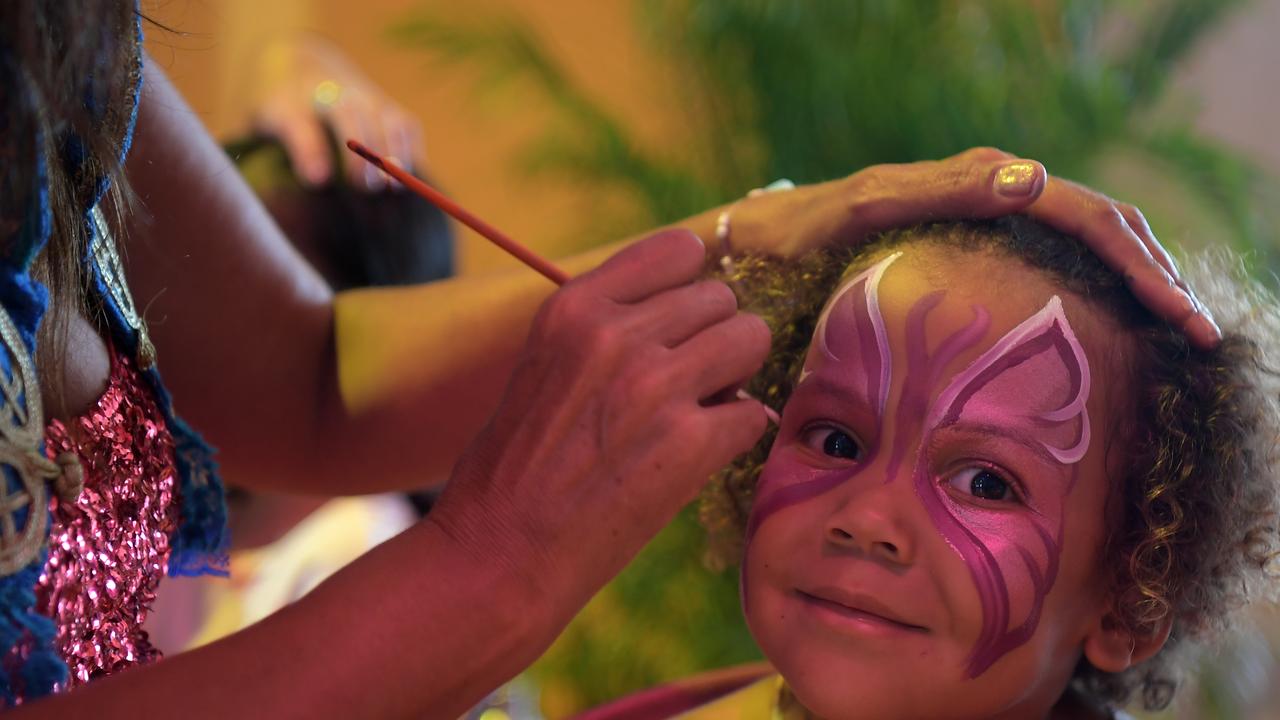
[40,309,112,423]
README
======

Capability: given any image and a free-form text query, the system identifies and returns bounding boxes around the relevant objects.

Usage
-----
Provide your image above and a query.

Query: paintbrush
[345,139,780,426]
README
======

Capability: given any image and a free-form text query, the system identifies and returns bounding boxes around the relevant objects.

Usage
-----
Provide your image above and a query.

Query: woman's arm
[25,229,770,718]
[124,59,1214,496]
[19,521,548,720]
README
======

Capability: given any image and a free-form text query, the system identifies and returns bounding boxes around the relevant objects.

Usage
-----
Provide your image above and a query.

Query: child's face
[743,246,1128,719]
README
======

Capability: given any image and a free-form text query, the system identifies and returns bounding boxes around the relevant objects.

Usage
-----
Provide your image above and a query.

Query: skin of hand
[16,230,768,720]
[713,146,1220,350]
[426,229,772,611]
[126,58,1217,500]
[245,33,423,189]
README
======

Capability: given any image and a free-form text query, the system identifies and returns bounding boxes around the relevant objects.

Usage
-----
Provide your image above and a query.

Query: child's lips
[796,586,930,634]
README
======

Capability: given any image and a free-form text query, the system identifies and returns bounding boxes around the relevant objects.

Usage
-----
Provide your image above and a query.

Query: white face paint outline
[798,250,902,417]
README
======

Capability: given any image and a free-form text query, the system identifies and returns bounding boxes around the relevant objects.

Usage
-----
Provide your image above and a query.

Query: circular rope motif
[0,304,81,576]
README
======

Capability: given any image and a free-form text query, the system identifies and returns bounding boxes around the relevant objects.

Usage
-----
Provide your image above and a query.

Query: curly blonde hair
[700,216,1280,711]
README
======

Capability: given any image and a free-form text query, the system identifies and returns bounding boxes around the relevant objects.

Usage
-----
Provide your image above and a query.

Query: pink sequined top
[37,344,179,687]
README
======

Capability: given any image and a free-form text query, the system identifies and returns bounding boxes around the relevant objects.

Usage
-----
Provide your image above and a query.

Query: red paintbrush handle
[345,139,571,286]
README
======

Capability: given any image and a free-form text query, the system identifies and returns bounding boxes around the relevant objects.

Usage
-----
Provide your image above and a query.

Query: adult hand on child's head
[245,34,423,190]
[427,229,772,622]
[721,146,1220,350]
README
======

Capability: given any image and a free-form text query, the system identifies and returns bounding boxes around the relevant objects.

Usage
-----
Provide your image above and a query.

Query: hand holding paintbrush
[346,139,778,425]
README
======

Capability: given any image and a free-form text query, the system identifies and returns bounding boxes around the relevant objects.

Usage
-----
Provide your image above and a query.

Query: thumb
[841,150,1046,237]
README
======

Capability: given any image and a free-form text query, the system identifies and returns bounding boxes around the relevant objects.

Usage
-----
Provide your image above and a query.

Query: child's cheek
[943,497,1064,633]
[748,450,856,544]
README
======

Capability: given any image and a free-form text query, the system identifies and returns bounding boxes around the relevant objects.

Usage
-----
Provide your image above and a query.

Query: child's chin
[776,653,921,720]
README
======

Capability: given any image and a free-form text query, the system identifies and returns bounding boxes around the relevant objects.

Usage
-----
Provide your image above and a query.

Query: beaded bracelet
[713,178,796,276]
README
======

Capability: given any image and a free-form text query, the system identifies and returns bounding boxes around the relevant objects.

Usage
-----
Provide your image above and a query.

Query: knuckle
[701,281,739,315]
[666,411,705,449]
[845,169,896,217]
[1118,203,1148,229]
[1092,203,1128,230]
[959,146,1009,163]
[533,290,582,337]
[617,365,668,412]
[583,319,624,358]
[936,160,984,192]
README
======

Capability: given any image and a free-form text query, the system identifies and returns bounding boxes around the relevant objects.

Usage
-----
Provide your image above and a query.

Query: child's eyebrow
[796,374,876,412]
[936,421,1066,469]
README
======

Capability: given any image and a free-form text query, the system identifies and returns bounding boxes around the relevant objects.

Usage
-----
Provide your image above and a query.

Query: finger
[388,113,425,175]
[1028,180,1205,333]
[1115,202,1185,287]
[842,153,1047,238]
[671,313,771,399]
[332,95,385,191]
[265,110,332,186]
[1115,204,1220,349]
[689,399,771,478]
[578,229,706,303]
[631,280,739,347]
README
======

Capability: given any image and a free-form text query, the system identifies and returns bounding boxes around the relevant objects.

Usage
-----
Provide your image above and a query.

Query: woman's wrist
[419,507,565,647]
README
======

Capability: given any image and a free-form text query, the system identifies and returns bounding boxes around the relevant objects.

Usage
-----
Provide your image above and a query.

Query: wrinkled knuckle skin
[845,169,896,218]
[613,362,666,416]
[704,281,739,315]
[1093,203,1128,231]
[533,290,582,339]
[937,160,984,193]
[960,146,1009,163]
[582,320,625,363]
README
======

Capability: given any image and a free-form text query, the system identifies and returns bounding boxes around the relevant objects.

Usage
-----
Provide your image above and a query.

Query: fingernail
[993,161,1041,197]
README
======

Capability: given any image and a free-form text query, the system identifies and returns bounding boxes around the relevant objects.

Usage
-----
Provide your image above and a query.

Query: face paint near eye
[747,252,902,543]
[743,253,901,618]
[911,295,1092,677]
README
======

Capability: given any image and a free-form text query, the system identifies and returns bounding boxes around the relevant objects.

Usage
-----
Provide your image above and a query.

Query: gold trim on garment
[0,305,83,576]
[90,205,156,369]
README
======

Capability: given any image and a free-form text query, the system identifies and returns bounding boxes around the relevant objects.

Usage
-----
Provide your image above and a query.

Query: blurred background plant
[393,1,1280,717]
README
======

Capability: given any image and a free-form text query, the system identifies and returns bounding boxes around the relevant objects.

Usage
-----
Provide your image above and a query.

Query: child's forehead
[824,245,1123,390]
[850,246,1085,334]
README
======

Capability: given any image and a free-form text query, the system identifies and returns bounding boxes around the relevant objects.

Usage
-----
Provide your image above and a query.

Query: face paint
[747,251,1093,679]
[913,295,1091,677]
[748,252,902,543]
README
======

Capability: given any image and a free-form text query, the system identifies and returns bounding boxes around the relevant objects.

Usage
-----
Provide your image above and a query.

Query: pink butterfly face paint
[745,250,1095,681]
[901,295,1091,677]
[747,252,901,543]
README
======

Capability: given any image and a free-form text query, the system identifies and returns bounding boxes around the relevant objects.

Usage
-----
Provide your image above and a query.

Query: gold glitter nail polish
[993,161,1039,197]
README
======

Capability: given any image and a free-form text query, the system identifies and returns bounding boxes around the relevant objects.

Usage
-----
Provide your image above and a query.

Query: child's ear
[1082,609,1173,673]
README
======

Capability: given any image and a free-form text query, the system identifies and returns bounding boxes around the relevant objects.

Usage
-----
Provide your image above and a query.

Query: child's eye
[800,425,863,461]
[945,466,1020,504]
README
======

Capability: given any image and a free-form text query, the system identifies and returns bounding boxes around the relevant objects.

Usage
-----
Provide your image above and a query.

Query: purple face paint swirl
[748,253,902,544]
[906,295,1091,677]
[745,253,1091,679]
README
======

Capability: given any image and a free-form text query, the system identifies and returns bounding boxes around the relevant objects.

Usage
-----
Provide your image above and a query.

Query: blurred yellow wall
[142,0,683,274]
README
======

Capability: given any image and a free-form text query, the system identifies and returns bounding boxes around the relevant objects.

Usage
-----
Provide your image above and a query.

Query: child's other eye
[946,467,1018,503]
[800,425,862,461]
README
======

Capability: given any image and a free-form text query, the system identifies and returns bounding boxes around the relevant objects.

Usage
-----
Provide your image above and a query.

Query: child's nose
[823,479,916,566]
